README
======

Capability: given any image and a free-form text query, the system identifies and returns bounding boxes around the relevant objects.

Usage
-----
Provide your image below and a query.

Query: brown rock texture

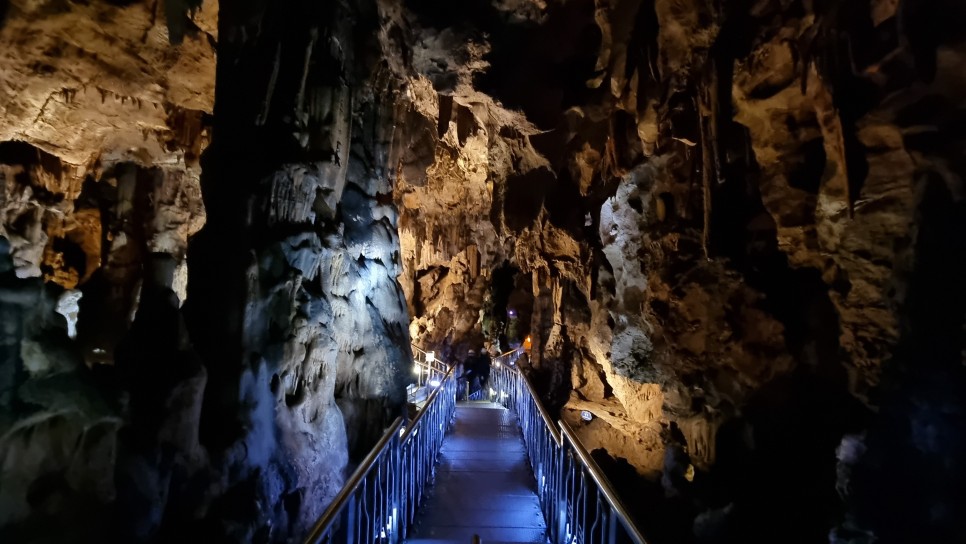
[391,1,966,543]
[0,1,414,542]
[1,0,965,543]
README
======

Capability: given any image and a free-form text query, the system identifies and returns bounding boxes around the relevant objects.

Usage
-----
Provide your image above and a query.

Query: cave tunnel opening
[0,140,63,177]
[787,138,827,194]
[485,261,532,353]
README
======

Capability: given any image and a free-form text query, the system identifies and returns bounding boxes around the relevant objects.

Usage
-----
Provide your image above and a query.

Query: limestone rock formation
[1,0,413,541]
[391,1,966,543]
[1,0,965,543]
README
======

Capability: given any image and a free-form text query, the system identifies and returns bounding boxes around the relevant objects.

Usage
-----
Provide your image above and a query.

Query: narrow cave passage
[2,0,966,543]
[482,261,532,353]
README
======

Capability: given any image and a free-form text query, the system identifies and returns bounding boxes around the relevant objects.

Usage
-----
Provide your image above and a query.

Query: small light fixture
[580,410,593,422]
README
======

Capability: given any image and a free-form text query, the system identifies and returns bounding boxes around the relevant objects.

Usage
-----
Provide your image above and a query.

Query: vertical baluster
[606,502,618,544]
[380,457,387,542]
[556,448,568,544]
[391,438,399,544]
[346,492,357,544]
[592,487,604,544]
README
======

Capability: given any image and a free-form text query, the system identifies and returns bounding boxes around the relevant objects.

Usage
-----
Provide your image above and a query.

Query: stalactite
[295,28,318,121]
[697,91,712,260]
[256,43,282,127]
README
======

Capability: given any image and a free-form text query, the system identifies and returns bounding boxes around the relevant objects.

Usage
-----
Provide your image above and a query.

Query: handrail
[410,346,447,395]
[305,417,404,541]
[560,420,649,543]
[495,348,520,359]
[305,344,645,544]
[491,350,647,544]
[398,365,457,538]
[521,366,561,445]
[304,364,457,543]
[402,365,453,441]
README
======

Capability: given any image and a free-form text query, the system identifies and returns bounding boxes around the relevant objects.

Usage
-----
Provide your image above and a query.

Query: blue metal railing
[491,349,648,544]
[409,346,448,403]
[304,363,456,543]
[305,346,646,544]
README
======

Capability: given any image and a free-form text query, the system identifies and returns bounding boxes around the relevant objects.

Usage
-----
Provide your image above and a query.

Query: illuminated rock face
[2,0,966,543]
[394,1,966,543]
[0,1,410,542]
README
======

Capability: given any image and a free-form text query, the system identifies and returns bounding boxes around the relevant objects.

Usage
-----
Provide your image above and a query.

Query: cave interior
[1,0,965,543]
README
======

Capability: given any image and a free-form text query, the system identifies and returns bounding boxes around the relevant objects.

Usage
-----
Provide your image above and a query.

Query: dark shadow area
[592,448,697,544]
[787,138,826,194]
[543,169,587,237]
[504,167,554,232]
[487,261,516,347]
[405,0,502,32]
[473,0,603,129]
[700,97,872,541]
[163,0,204,45]
[848,175,966,543]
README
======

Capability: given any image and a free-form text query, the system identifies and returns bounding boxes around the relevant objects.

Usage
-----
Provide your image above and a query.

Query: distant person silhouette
[461,349,478,400]
[476,349,492,389]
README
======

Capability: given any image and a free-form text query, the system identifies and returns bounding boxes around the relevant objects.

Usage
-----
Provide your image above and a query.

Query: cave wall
[186,5,412,534]
[1,0,964,542]
[0,1,214,540]
[393,1,966,543]
[0,0,413,542]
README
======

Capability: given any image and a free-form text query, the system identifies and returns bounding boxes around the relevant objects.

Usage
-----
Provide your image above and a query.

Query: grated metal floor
[406,402,548,544]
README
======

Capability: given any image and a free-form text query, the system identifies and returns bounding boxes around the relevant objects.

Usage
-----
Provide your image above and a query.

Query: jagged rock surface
[1,0,965,543]
[392,1,966,543]
[1,1,214,540]
[0,1,413,542]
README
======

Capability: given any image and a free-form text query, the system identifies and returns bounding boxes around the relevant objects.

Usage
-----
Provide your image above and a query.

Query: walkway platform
[407,402,548,544]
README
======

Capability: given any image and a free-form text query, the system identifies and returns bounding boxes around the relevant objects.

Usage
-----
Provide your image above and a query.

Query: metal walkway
[304,348,647,544]
[407,401,547,543]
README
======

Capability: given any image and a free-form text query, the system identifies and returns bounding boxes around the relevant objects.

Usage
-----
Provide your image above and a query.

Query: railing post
[606,507,618,544]
[345,493,357,544]
[391,438,400,544]
[555,440,566,544]
[537,461,544,498]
